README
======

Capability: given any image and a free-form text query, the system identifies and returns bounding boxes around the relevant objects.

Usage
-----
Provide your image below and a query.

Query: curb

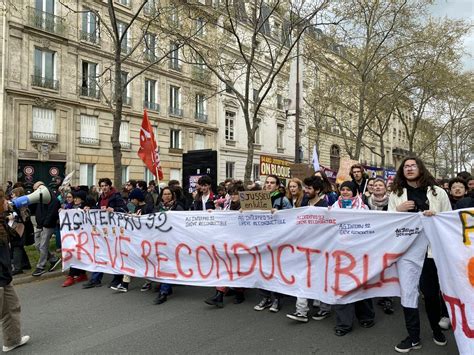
[13,270,65,286]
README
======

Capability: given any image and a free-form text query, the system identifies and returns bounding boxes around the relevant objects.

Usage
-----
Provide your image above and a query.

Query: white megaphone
[11,185,51,209]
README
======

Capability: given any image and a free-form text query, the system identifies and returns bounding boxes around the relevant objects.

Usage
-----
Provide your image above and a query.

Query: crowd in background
[1,157,473,353]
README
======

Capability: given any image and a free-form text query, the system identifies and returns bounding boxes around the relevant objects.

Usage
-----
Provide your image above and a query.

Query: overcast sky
[429,0,473,71]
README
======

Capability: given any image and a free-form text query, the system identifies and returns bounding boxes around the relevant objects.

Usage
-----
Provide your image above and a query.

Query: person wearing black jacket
[350,164,368,195]
[0,188,30,352]
[32,181,61,277]
[191,176,215,211]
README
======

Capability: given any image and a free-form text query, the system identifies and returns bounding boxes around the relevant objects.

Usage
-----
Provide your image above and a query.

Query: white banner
[60,207,428,307]
[422,209,474,355]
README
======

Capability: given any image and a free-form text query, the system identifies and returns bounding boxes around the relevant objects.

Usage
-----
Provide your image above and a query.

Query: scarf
[335,195,367,209]
[368,194,389,210]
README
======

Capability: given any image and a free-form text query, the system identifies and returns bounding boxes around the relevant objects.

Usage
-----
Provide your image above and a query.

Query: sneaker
[433,331,447,346]
[3,335,30,352]
[49,257,61,272]
[141,282,152,292]
[62,276,75,287]
[312,310,331,321]
[395,337,422,353]
[383,299,394,315]
[32,268,46,277]
[269,299,281,313]
[153,293,168,305]
[286,312,308,323]
[254,297,272,311]
[438,317,450,330]
[112,283,128,292]
[82,280,102,289]
[75,274,88,283]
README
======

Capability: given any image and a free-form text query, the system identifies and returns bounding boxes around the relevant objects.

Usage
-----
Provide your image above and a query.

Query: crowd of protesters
[1,156,473,353]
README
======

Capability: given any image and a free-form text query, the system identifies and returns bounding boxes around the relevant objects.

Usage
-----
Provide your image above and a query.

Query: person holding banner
[388,157,451,353]
[331,181,374,336]
[286,178,304,208]
[254,175,291,313]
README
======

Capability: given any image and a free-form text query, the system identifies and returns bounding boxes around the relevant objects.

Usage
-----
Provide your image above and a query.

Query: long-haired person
[0,188,30,352]
[314,170,338,205]
[388,157,451,353]
[286,178,304,207]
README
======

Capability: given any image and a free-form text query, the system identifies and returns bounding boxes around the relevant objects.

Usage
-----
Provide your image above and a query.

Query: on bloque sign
[239,191,272,210]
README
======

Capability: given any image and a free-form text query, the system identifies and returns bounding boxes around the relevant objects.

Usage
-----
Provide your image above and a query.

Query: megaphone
[11,185,51,209]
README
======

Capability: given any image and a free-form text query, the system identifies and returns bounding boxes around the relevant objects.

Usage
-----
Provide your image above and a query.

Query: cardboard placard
[238,190,272,210]
[290,163,315,181]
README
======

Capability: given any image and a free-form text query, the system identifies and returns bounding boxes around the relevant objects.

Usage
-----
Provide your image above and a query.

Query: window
[254,125,261,145]
[118,0,130,6]
[169,42,181,71]
[121,71,131,105]
[196,17,206,37]
[144,0,157,16]
[225,111,235,141]
[194,133,205,150]
[253,163,260,181]
[170,169,181,182]
[195,94,207,122]
[79,164,96,187]
[226,162,235,179]
[121,166,129,185]
[253,89,259,102]
[32,107,56,141]
[33,0,62,34]
[392,128,397,142]
[144,79,159,111]
[170,129,181,149]
[81,10,99,44]
[170,6,180,27]
[144,32,157,61]
[117,21,130,54]
[225,81,233,93]
[277,124,284,149]
[81,61,98,98]
[277,94,283,110]
[80,115,99,145]
[169,85,182,116]
[33,48,57,90]
[119,121,130,149]
[144,168,154,183]
[330,144,341,171]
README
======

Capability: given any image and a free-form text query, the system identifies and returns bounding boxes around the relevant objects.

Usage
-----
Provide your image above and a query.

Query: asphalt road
[5,275,458,354]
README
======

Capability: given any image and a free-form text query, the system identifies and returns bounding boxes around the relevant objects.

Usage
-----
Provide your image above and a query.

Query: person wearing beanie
[332,181,367,210]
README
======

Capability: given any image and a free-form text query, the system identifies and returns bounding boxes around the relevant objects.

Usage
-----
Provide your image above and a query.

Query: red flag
[137,110,163,180]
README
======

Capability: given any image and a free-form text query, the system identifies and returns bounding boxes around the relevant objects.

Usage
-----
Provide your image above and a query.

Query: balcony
[79,86,100,99]
[79,30,100,45]
[31,75,59,91]
[120,141,131,149]
[195,112,208,123]
[169,106,183,117]
[79,137,99,145]
[30,131,58,143]
[169,61,182,72]
[144,101,160,112]
[27,7,66,36]
[192,67,211,82]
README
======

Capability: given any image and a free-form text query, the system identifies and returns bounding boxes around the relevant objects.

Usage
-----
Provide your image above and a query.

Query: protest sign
[336,158,359,184]
[60,207,426,307]
[421,210,474,355]
[290,163,314,181]
[239,191,272,210]
[260,155,292,179]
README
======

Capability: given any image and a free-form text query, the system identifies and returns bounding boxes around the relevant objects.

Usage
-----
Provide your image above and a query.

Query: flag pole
[155,166,161,194]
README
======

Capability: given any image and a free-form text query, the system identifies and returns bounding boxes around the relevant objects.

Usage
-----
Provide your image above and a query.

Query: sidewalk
[12,269,64,286]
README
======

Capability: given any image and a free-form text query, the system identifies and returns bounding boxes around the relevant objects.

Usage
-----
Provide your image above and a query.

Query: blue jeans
[91,272,103,283]
[160,283,172,295]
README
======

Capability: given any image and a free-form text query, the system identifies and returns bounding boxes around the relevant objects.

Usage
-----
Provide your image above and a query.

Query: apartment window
[121,166,129,185]
[392,128,397,142]
[79,164,96,187]
[81,61,98,98]
[118,0,130,7]
[398,129,402,142]
[195,94,207,122]
[169,85,182,116]
[144,168,154,183]
[253,163,260,181]
[277,124,284,149]
[170,168,181,183]
[277,94,283,110]
[119,121,130,149]
[33,48,57,90]
[32,107,56,141]
[32,0,63,35]
[170,129,181,149]
[144,32,157,61]
[81,10,99,44]
[194,133,205,150]
[80,115,99,145]
[144,79,159,111]
[253,89,259,102]
[144,0,157,16]
[170,6,180,27]
[169,42,181,71]
[117,21,130,54]
[226,162,235,179]
[121,71,131,105]
[225,81,233,93]
[254,125,261,145]
[225,111,235,141]
[196,17,206,37]
[330,144,341,171]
